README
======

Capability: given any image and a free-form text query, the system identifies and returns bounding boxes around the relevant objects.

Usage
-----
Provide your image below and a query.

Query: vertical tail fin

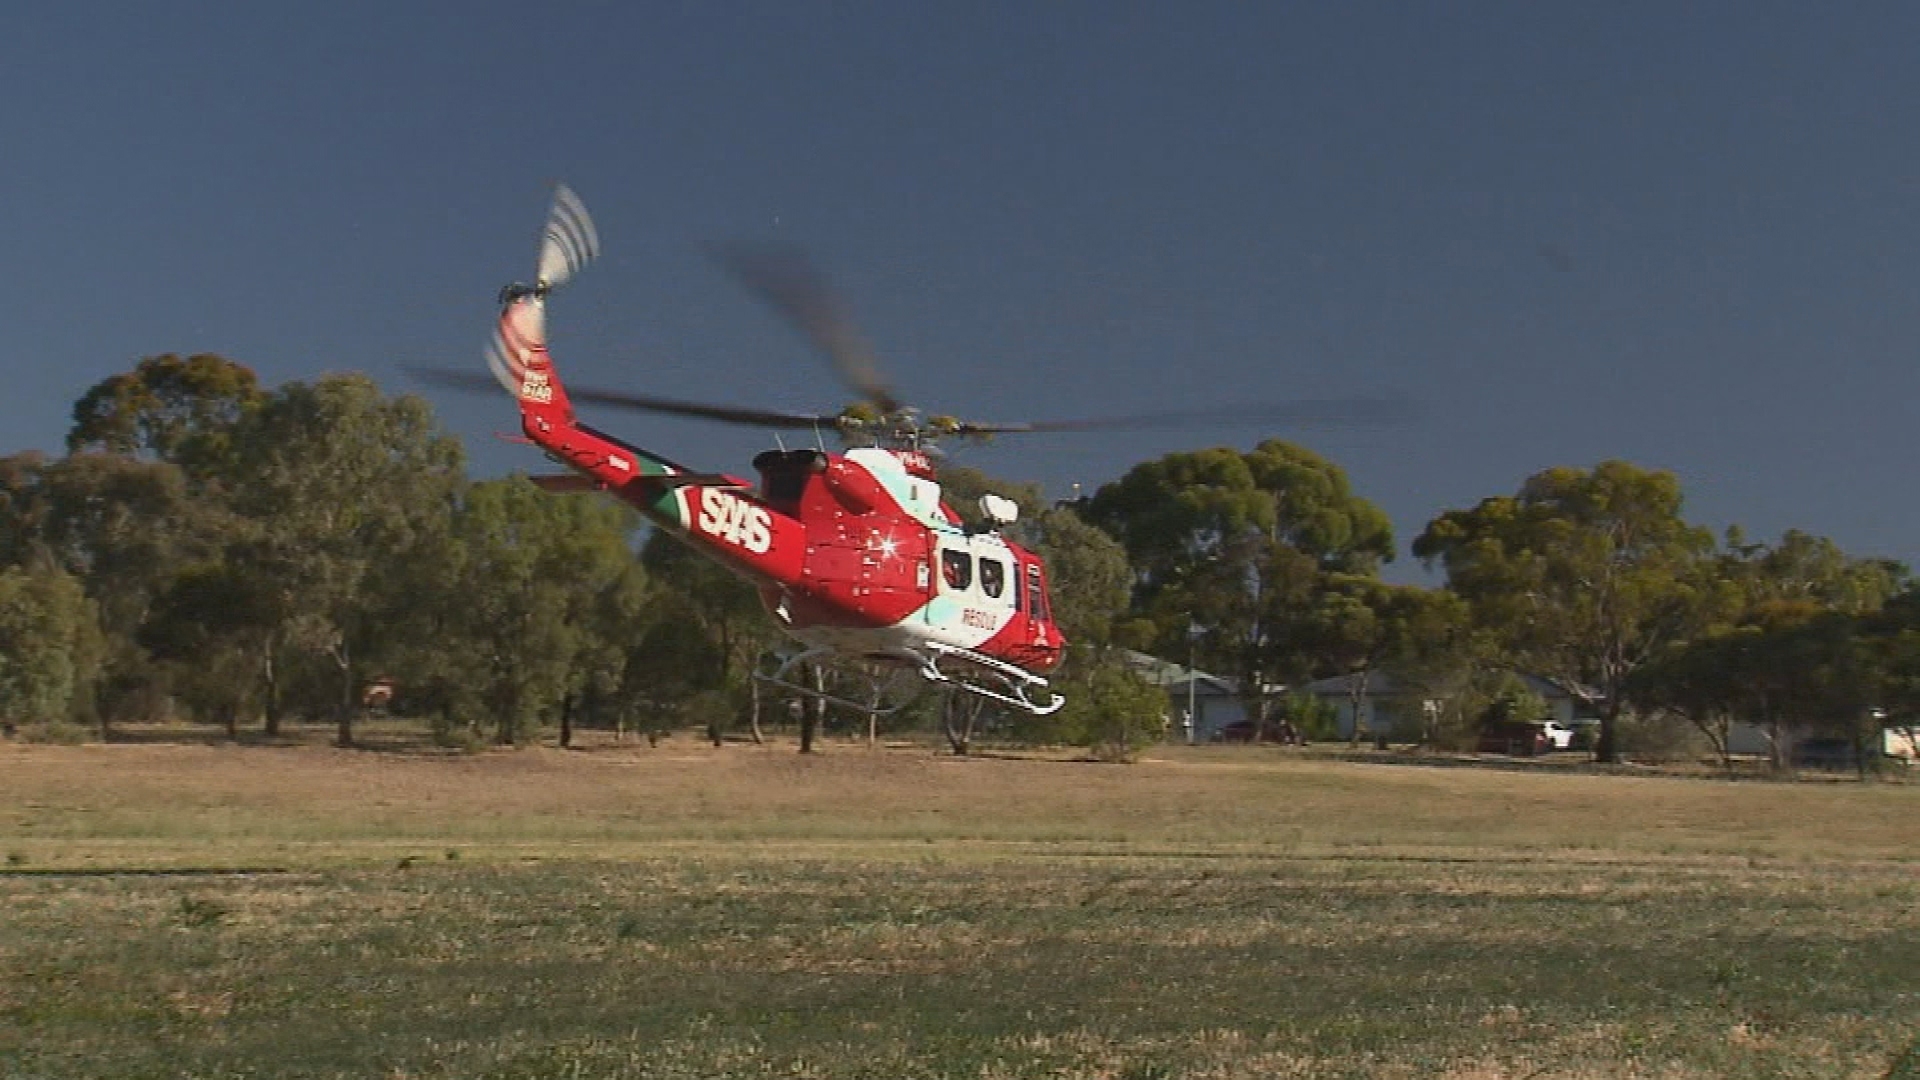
[488,291,574,421]
[486,185,599,424]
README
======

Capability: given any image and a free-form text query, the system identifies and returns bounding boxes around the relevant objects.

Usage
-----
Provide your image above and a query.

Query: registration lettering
[961,608,997,630]
[697,488,772,555]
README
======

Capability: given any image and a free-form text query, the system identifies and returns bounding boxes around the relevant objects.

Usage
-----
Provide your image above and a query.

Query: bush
[1423,670,1551,752]
[1615,710,1708,763]
[431,724,488,754]
[0,567,103,730]
[17,720,90,745]
[1054,653,1168,762]
[1482,679,1549,727]
[1274,694,1341,742]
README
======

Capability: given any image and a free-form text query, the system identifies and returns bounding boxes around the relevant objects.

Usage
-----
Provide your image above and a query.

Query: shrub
[431,724,488,754]
[18,720,90,745]
[1616,710,1709,763]
[1054,652,1168,762]
[1274,694,1341,742]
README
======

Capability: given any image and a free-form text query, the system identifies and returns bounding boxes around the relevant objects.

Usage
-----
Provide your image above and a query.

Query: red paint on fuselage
[500,299,1064,675]
[779,456,933,629]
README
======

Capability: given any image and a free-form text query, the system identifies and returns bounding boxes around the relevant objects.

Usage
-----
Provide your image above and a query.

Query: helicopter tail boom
[494,289,810,588]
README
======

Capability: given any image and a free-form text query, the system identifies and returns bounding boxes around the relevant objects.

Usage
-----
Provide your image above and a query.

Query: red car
[1215,720,1259,743]
[1213,720,1297,744]
[1477,723,1550,757]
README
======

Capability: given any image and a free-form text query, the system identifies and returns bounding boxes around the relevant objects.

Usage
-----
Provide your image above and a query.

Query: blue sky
[7,4,1920,576]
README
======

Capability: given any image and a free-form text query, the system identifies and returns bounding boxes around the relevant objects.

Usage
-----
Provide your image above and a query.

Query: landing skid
[919,642,1065,716]
[752,642,1065,717]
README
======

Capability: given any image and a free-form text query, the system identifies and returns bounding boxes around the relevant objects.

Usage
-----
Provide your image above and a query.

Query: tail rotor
[484,184,598,402]
[535,183,599,290]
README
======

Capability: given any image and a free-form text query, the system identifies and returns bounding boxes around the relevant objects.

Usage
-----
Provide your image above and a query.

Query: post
[1187,623,1201,745]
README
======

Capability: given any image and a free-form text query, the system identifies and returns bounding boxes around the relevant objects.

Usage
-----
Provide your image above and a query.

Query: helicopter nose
[1032,630,1067,673]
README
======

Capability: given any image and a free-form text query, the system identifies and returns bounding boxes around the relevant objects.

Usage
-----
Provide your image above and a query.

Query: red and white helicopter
[424,187,1407,717]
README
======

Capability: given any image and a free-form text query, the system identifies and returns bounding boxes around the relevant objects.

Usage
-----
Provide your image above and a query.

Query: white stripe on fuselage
[843,447,950,529]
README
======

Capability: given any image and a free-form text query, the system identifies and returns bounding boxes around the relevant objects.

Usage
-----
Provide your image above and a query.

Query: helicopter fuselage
[499,297,1066,682]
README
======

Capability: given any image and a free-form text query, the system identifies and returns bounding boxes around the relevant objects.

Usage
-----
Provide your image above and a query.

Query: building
[1294,670,1596,742]
[1116,650,1245,743]
[1727,716,1920,765]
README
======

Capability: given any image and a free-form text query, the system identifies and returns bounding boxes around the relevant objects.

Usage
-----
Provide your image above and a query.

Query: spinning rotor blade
[430,190,1419,446]
[562,386,838,430]
[407,367,839,430]
[716,244,904,415]
[940,394,1421,436]
[420,364,1414,439]
[536,184,599,288]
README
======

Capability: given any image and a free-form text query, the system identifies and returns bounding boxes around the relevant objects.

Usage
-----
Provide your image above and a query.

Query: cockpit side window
[941,549,973,591]
[1026,563,1049,622]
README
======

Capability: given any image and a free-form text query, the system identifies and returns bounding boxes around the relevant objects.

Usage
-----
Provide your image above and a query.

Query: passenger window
[979,557,1005,599]
[941,549,973,591]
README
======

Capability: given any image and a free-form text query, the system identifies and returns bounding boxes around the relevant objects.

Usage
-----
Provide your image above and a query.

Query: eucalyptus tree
[1027,505,1133,650]
[635,526,790,744]
[1415,461,1717,762]
[0,451,216,731]
[1635,579,1920,774]
[449,477,639,746]
[138,562,281,739]
[1086,440,1394,732]
[1719,528,1909,617]
[220,375,466,744]
[1300,577,1473,744]
[67,352,264,477]
[0,564,102,732]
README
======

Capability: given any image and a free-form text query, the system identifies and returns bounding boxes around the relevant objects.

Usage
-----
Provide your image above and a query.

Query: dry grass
[4,735,1914,867]
[1,735,1916,1078]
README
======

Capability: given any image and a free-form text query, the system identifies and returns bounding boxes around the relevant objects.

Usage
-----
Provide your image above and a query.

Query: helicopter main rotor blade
[944,394,1421,436]
[407,367,840,430]
[716,243,904,415]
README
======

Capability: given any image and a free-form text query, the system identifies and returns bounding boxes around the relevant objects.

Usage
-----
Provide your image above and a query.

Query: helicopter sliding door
[932,537,1020,640]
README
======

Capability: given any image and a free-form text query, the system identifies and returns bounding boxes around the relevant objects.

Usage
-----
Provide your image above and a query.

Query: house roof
[1115,649,1240,696]
[1169,673,1241,696]
[1296,671,1414,697]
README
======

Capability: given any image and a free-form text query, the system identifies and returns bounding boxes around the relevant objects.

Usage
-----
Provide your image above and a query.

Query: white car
[1540,720,1577,751]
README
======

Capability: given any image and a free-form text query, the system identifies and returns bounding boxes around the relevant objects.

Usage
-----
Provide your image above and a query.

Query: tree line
[3,354,1914,769]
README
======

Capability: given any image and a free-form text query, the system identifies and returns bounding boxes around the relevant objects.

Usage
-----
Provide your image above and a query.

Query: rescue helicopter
[420,187,1408,718]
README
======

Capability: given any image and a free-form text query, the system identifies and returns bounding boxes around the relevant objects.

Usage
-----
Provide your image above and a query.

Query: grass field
[2,734,1916,1078]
